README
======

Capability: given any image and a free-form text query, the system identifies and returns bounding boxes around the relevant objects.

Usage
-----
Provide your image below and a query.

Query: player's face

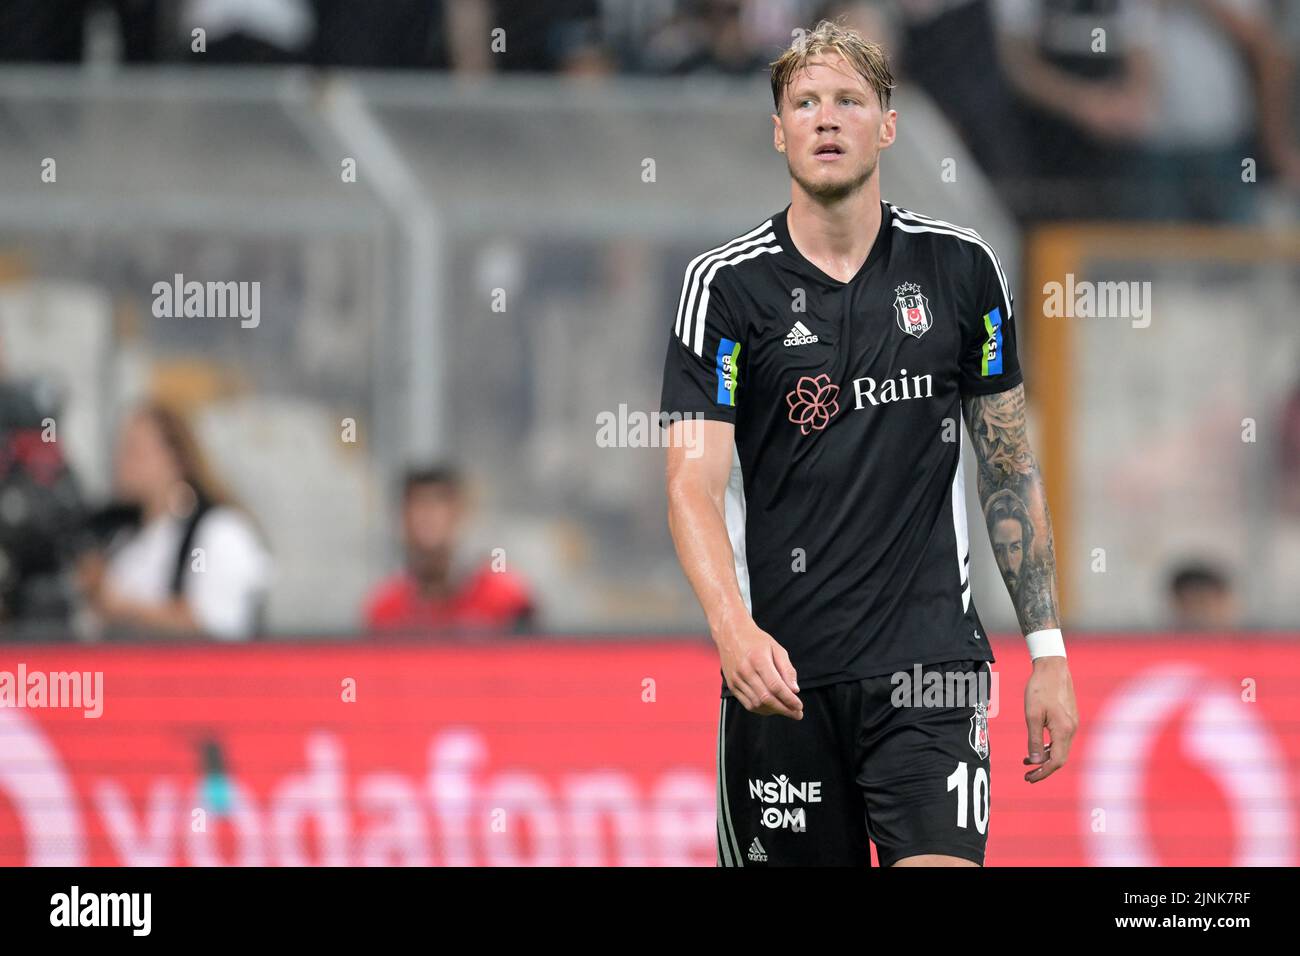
[773,54,896,202]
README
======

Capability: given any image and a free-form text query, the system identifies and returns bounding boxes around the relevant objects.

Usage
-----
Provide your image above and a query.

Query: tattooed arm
[962,384,1077,784]
[961,383,1060,635]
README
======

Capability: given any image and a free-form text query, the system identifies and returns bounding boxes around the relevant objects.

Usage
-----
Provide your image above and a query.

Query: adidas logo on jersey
[783,321,818,347]
[747,837,768,862]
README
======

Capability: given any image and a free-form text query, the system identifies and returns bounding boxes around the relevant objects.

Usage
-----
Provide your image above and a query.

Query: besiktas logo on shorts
[748,774,822,832]
[969,702,990,759]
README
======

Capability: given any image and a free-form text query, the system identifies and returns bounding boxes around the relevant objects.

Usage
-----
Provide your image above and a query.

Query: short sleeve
[660,258,744,424]
[959,241,1023,397]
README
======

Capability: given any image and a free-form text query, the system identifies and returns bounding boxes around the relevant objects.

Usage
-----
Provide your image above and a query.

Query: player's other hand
[715,620,803,719]
[1023,655,1078,783]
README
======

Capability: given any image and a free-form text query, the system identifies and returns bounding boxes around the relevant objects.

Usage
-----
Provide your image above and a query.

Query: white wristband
[1026,628,1066,660]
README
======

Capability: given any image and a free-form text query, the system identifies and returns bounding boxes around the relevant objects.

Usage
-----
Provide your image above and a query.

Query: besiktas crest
[894,281,933,339]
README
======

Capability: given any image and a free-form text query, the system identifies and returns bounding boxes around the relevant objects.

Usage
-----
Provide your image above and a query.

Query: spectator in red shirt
[364,465,535,635]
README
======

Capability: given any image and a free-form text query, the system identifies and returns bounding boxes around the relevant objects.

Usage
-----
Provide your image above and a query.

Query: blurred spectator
[493,0,615,75]
[1,0,500,69]
[0,0,162,63]
[884,0,1029,179]
[1132,0,1300,223]
[1281,373,1300,516]
[639,0,775,76]
[1167,561,1239,630]
[178,0,315,64]
[0,372,83,640]
[77,402,270,640]
[364,465,535,635]
[994,0,1157,219]
[0,0,85,62]
[311,0,491,71]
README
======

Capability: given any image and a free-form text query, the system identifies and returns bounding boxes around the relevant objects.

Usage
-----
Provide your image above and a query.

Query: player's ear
[772,113,785,154]
[878,109,897,150]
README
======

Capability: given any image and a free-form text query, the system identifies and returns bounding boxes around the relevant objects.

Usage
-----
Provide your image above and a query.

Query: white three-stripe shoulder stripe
[675,222,781,356]
[888,205,1013,322]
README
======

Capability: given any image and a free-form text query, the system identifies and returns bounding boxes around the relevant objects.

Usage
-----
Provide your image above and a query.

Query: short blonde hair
[769,19,895,114]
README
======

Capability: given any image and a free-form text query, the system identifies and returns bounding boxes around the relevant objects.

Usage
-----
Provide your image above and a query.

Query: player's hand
[1023,655,1078,783]
[714,620,803,719]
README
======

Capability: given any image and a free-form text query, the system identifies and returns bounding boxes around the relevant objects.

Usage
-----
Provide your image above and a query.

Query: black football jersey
[661,200,1022,694]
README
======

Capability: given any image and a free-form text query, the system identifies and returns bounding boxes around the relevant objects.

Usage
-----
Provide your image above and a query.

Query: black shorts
[716,659,992,867]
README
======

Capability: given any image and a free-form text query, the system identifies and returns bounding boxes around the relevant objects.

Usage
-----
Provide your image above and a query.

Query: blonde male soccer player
[661,20,1078,867]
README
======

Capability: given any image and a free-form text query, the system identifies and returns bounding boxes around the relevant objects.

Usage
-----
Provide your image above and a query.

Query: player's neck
[786,183,882,284]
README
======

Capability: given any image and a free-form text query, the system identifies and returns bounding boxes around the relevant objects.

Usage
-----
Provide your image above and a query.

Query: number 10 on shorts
[947,761,989,834]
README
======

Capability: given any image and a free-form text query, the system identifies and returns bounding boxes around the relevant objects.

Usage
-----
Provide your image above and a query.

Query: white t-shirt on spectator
[104,506,270,640]
[994,0,1156,53]
[995,0,1261,150]
[1145,0,1262,150]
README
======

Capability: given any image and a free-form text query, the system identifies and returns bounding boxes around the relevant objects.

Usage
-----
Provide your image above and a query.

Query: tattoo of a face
[963,386,1060,633]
